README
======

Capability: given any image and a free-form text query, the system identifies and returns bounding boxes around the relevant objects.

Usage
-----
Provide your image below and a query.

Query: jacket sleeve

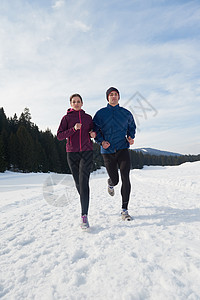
[89,116,94,132]
[93,112,104,144]
[127,112,136,139]
[57,116,76,141]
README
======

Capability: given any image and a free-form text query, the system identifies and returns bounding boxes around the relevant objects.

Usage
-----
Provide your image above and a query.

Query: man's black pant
[67,151,93,215]
[102,148,131,210]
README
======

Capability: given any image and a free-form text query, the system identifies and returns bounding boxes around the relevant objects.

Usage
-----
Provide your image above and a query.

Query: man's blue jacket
[93,104,136,154]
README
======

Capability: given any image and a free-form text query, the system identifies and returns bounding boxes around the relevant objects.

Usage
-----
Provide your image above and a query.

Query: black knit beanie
[106,87,120,101]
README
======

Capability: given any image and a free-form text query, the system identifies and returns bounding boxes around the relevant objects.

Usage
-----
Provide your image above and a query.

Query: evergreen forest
[0,107,199,173]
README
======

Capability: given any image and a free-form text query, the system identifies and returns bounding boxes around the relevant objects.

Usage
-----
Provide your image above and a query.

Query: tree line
[0,107,199,173]
[129,150,200,169]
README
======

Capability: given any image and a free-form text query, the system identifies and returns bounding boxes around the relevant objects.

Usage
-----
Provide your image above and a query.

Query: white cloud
[52,0,64,9]
[0,0,199,154]
[73,20,90,32]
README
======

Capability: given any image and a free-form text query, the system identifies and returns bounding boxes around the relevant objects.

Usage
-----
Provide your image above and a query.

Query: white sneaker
[108,185,114,196]
[121,209,133,221]
[80,214,89,229]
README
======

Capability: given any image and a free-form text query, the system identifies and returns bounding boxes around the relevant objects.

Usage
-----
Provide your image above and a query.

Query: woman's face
[70,96,83,111]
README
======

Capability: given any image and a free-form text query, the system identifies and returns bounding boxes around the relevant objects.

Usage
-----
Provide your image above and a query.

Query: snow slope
[0,162,200,300]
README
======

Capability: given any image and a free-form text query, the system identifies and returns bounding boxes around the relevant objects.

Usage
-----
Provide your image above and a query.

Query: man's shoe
[121,209,133,221]
[80,214,89,229]
[108,185,114,196]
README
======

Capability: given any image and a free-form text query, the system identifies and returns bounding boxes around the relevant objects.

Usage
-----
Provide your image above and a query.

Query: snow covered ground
[0,162,200,300]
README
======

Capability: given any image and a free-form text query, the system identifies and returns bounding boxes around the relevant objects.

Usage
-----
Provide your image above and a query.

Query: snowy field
[0,162,200,300]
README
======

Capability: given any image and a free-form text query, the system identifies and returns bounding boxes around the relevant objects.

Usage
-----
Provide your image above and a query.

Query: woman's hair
[70,93,83,103]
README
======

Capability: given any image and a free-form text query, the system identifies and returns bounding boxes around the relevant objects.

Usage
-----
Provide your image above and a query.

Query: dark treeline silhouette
[0,107,199,173]
[129,149,200,169]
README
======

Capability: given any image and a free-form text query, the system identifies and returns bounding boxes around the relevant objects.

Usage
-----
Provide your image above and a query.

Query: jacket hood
[66,108,85,115]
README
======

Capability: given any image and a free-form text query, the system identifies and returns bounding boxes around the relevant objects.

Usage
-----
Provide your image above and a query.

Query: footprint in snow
[71,249,89,263]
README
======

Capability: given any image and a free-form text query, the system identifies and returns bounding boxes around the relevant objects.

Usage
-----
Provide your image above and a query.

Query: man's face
[108,91,119,106]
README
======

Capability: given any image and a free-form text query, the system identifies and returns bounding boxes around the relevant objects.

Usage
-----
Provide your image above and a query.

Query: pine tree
[9,113,19,134]
[40,129,61,173]
[0,135,6,172]
[138,152,144,169]
[55,138,70,173]
[0,108,8,133]
[17,125,35,172]
[19,107,33,128]
[9,132,20,171]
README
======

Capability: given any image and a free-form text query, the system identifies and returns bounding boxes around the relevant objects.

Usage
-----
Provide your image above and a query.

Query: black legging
[67,151,93,215]
[102,148,131,210]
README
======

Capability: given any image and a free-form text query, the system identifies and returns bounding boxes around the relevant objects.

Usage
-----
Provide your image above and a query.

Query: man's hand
[127,136,134,145]
[102,141,110,149]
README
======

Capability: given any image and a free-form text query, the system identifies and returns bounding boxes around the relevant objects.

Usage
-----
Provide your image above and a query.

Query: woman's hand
[89,131,96,138]
[74,123,82,130]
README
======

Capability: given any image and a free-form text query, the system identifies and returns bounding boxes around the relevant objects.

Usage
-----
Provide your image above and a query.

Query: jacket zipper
[79,111,82,151]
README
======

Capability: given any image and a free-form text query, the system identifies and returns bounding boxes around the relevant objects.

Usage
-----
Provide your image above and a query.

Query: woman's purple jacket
[57,108,94,152]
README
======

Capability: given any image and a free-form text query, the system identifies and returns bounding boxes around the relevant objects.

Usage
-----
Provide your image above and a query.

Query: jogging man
[93,87,136,220]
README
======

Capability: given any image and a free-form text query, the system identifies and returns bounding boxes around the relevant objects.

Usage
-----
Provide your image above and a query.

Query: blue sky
[0,0,200,154]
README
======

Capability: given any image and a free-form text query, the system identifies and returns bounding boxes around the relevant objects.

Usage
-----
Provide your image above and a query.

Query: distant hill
[133,148,182,156]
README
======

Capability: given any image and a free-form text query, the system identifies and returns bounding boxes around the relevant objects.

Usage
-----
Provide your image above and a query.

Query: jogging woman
[57,94,96,229]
